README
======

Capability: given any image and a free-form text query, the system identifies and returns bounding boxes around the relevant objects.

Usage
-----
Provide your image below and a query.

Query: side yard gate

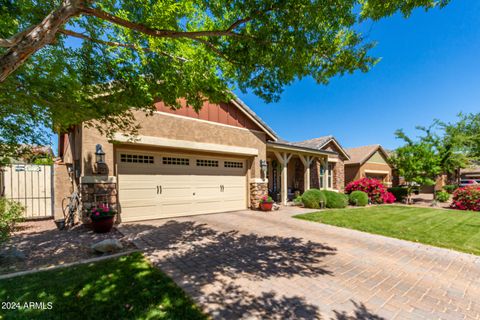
[0,164,53,219]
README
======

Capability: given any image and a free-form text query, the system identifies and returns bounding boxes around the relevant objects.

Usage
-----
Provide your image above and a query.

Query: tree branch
[59,29,189,62]
[80,6,242,39]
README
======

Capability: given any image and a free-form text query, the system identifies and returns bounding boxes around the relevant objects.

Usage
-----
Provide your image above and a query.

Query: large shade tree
[0,0,449,160]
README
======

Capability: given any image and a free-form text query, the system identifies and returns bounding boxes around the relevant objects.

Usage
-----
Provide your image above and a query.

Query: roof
[293,136,350,159]
[267,140,338,156]
[230,96,279,141]
[345,144,390,165]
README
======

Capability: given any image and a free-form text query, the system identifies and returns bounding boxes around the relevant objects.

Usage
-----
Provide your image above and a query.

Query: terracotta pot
[91,216,115,233]
[260,202,273,211]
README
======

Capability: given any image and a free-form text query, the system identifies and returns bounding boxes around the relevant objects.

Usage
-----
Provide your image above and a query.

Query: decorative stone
[91,239,123,253]
[250,181,268,209]
[0,247,26,263]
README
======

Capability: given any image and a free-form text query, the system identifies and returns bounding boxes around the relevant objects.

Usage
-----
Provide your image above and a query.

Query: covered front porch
[266,141,337,205]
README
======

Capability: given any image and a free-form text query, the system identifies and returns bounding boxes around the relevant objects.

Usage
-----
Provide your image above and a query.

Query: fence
[1,164,53,219]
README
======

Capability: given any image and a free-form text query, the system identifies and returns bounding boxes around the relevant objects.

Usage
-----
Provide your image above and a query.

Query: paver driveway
[119,208,480,319]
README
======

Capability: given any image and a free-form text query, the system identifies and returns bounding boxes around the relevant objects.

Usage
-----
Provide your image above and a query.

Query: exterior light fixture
[260,159,268,178]
[95,144,105,164]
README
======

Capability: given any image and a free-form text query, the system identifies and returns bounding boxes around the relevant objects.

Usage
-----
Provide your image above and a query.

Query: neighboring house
[55,97,341,222]
[344,145,393,187]
[459,164,480,185]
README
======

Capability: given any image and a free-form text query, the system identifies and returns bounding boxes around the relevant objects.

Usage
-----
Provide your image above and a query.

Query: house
[55,97,343,222]
[344,145,393,187]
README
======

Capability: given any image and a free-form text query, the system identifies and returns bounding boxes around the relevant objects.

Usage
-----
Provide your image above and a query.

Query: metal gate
[1,164,53,219]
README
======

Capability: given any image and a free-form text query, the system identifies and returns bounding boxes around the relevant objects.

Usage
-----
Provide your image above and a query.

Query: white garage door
[117,150,247,222]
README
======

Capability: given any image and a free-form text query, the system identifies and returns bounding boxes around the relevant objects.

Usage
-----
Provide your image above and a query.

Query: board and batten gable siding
[154,99,264,132]
[366,151,388,164]
[81,110,267,179]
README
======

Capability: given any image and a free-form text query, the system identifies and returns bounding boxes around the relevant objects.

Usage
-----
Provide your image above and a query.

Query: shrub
[293,195,303,206]
[301,189,327,209]
[450,186,480,211]
[322,190,348,208]
[443,184,458,194]
[435,191,450,202]
[349,191,369,206]
[387,187,408,202]
[345,178,396,204]
[0,198,24,244]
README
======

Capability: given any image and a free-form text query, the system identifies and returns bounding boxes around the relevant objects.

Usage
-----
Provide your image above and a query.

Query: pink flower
[95,212,100,216]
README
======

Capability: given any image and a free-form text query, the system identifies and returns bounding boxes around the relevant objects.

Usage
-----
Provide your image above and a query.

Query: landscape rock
[91,239,123,253]
[0,247,26,263]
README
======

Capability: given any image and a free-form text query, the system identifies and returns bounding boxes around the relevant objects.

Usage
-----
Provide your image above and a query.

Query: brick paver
[119,208,480,319]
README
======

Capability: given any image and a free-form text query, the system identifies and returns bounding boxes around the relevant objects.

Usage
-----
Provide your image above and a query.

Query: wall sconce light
[260,159,268,178]
[95,144,105,164]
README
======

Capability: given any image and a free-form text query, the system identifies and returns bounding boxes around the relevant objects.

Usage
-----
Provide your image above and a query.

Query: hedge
[322,190,348,209]
[301,189,327,209]
[349,191,369,206]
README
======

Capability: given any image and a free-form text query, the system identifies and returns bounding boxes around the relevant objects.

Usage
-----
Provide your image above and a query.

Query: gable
[321,141,349,161]
[366,151,388,164]
[155,99,264,132]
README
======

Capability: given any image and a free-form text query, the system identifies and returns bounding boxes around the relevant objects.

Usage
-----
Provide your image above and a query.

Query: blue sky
[235,1,480,150]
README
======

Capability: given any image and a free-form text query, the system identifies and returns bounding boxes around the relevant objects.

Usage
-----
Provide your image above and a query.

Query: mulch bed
[0,219,135,275]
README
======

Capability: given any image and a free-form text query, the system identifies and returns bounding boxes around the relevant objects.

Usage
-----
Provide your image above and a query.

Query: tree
[442,113,480,162]
[391,131,442,203]
[0,0,450,161]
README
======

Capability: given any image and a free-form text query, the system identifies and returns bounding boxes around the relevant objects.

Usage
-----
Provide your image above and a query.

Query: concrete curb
[0,249,139,280]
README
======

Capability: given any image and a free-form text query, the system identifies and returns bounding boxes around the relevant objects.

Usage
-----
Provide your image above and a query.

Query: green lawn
[295,206,480,255]
[0,253,207,320]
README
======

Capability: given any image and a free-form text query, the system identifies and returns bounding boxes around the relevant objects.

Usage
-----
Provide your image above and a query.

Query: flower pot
[54,219,66,230]
[260,201,273,211]
[91,216,115,233]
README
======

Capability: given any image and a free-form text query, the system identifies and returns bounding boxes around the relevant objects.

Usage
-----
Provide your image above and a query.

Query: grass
[0,252,207,320]
[295,206,480,255]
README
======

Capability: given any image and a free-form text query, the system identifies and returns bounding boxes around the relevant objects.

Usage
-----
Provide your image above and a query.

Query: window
[196,159,219,167]
[120,153,154,164]
[224,161,243,168]
[162,157,189,166]
[319,162,334,189]
[327,163,333,189]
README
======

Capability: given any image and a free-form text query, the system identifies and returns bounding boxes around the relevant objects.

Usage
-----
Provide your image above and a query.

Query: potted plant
[90,204,117,233]
[259,195,274,211]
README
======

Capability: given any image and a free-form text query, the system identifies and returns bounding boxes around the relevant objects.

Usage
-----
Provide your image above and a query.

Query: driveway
[119,208,480,319]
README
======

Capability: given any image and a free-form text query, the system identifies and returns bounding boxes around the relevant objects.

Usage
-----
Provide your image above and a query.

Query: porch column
[299,155,314,191]
[274,151,293,205]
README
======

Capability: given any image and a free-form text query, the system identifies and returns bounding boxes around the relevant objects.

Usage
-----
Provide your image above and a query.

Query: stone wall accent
[250,181,268,209]
[80,180,117,222]
[333,160,345,191]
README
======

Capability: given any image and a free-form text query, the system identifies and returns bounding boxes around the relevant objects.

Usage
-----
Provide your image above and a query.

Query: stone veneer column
[80,177,117,222]
[334,160,345,191]
[249,180,268,209]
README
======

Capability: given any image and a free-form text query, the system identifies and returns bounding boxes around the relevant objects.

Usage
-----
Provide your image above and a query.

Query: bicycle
[62,191,80,229]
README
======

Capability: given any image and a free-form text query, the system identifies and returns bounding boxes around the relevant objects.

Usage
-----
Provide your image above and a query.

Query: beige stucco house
[55,97,343,222]
[344,145,393,187]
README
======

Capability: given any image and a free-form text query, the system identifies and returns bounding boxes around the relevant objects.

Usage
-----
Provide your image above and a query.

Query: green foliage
[302,189,326,209]
[443,184,458,194]
[32,155,54,165]
[0,253,207,319]
[323,190,348,209]
[435,191,450,202]
[349,191,368,206]
[0,0,449,160]
[0,198,24,244]
[387,187,408,202]
[293,195,303,206]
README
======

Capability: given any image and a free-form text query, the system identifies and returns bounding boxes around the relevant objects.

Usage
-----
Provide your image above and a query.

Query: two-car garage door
[117,150,247,222]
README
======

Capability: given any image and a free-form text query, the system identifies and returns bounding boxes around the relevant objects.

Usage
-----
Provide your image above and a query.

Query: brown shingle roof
[345,144,385,165]
[293,136,350,159]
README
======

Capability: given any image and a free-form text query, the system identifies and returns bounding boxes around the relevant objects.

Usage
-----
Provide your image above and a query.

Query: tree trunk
[0,0,84,82]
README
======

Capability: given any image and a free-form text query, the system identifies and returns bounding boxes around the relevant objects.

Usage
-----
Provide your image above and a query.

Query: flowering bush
[90,204,117,220]
[450,186,480,211]
[345,178,396,204]
[260,195,273,203]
